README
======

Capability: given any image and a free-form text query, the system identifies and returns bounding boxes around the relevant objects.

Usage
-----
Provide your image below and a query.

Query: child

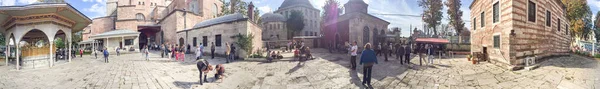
[214,64,225,82]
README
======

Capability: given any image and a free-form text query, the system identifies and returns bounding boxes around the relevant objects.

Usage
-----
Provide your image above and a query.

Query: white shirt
[351,45,358,56]
[196,46,203,57]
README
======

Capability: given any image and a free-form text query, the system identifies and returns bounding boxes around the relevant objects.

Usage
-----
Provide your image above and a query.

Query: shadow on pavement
[172,81,200,89]
[285,61,305,74]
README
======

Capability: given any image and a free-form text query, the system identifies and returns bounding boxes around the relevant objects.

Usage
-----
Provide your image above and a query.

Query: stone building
[260,13,287,41]
[178,13,263,58]
[322,0,390,49]
[81,0,224,51]
[0,3,92,70]
[470,0,571,68]
[274,0,321,37]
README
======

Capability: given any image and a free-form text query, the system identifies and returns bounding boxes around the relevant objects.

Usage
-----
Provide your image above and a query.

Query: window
[124,39,133,45]
[493,2,499,23]
[363,27,370,44]
[566,24,569,35]
[493,35,500,48]
[202,36,207,46]
[528,1,536,22]
[193,37,197,46]
[136,13,145,21]
[546,11,551,26]
[305,31,309,36]
[215,35,222,46]
[558,19,561,31]
[473,18,476,30]
[481,12,484,27]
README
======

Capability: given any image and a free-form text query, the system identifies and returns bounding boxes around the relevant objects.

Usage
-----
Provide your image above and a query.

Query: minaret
[248,2,255,20]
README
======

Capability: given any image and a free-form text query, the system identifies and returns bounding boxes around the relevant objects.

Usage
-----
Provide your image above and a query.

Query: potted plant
[467,54,472,61]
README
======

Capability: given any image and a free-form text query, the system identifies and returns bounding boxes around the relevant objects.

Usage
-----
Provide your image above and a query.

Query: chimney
[248,1,255,21]
[230,0,237,13]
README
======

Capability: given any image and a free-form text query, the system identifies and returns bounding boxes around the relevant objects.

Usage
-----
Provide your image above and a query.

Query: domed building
[260,13,287,41]
[274,0,321,37]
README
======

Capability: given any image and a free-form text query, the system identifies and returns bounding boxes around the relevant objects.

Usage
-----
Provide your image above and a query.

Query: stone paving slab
[0,49,598,89]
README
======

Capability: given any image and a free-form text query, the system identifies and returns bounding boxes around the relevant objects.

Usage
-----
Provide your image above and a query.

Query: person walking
[225,43,231,63]
[405,44,412,64]
[172,44,176,59]
[376,43,382,56]
[397,44,405,64]
[197,43,204,60]
[196,59,207,85]
[161,44,165,58]
[116,47,120,56]
[428,44,436,64]
[230,43,236,61]
[103,48,109,63]
[145,46,150,61]
[350,41,358,70]
[94,49,98,59]
[79,49,83,57]
[359,43,378,87]
[382,42,389,61]
[211,42,215,59]
[388,43,393,57]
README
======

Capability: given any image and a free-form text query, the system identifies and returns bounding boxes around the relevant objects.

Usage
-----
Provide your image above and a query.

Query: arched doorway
[179,38,185,46]
[20,29,51,68]
[373,29,379,44]
[363,26,370,45]
[139,32,148,50]
[53,30,67,61]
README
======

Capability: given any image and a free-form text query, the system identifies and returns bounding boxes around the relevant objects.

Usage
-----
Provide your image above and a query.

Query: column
[68,38,72,62]
[16,43,19,70]
[121,36,124,49]
[5,42,8,66]
[49,42,54,67]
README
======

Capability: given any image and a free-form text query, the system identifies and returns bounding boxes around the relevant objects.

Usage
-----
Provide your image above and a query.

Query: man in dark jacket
[397,44,405,64]
[382,42,389,61]
[196,60,206,85]
[405,44,412,64]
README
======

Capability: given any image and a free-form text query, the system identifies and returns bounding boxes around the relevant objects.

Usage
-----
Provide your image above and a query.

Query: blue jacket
[360,49,378,65]
[103,50,109,57]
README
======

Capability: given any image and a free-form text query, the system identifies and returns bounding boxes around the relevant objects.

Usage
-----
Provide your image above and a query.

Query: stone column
[49,41,54,67]
[16,43,19,70]
[5,42,8,66]
[68,37,72,62]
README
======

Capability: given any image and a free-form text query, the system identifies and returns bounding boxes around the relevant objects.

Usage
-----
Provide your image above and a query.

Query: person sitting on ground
[214,64,225,82]
[276,51,283,59]
[305,47,312,59]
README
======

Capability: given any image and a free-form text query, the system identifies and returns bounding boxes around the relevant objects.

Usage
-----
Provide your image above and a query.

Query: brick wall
[470,0,570,66]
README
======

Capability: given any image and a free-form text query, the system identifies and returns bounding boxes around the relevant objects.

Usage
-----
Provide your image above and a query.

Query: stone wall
[470,0,571,66]
[177,20,263,58]
[347,13,390,48]
[261,21,288,40]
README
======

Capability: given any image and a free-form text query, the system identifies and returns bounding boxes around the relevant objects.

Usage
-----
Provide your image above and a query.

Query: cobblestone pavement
[0,49,598,89]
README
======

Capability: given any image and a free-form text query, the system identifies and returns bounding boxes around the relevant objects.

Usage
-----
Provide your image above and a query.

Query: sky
[2,0,600,37]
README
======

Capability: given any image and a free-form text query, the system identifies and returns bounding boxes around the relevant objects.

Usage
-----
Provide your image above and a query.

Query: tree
[444,0,465,36]
[72,31,83,47]
[286,10,305,39]
[217,0,260,23]
[418,0,444,36]
[54,38,65,49]
[563,0,591,39]
[231,33,254,57]
[321,0,342,24]
[0,34,4,46]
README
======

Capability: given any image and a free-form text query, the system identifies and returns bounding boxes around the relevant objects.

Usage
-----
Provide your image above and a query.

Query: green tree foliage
[286,10,305,39]
[444,0,465,36]
[418,0,444,36]
[72,31,82,47]
[594,11,600,42]
[563,0,591,38]
[0,34,4,46]
[217,0,260,23]
[321,0,342,24]
[231,33,254,56]
[54,38,65,48]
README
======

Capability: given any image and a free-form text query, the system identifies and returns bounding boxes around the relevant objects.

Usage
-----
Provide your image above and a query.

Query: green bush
[249,54,264,58]
[594,54,600,58]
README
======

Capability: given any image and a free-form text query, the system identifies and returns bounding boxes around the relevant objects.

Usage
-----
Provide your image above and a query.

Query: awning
[90,29,140,39]
[415,38,449,44]
[78,40,95,44]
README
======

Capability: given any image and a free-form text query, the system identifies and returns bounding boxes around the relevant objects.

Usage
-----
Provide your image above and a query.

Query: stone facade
[177,15,263,58]
[83,17,114,41]
[470,0,571,67]
[321,0,389,49]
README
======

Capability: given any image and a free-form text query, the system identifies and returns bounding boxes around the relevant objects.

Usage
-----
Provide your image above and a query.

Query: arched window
[363,26,370,45]
[213,3,218,16]
[136,13,145,21]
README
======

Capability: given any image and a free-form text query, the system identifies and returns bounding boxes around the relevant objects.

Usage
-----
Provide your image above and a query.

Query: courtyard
[0,49,599,89]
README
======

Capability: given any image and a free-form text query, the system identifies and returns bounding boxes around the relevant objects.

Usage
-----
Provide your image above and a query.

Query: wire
[369,13,472,22]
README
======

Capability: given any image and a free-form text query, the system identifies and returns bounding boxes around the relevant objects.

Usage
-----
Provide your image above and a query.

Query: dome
[260,13,286,22]
[279,0,315,9]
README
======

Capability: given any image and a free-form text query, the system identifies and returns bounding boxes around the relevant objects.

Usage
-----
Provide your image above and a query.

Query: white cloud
[364,0,371,4]
[588,0,600,9]
[18,0,37,4]
[1,0,16,6]
[84,3,107,18]
[82,0,92,2]
[258,6,272,13]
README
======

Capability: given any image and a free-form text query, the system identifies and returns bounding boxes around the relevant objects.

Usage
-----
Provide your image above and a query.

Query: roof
[279,0,315,9]
[90,30,140,39]
[260,13,286,22]
[192,13,248,29]
[0,3,92,32]
[415,38,449,44]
